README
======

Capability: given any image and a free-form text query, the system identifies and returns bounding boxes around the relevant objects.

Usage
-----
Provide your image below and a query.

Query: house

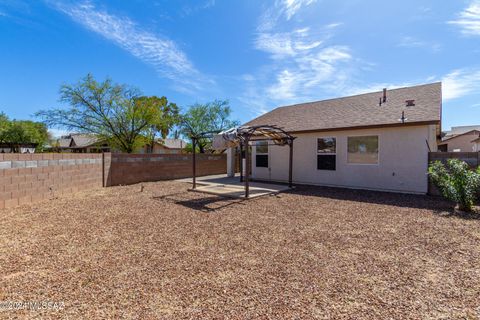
[239,82,442,194]
[138,138,186,154]
[0,143,37,153]
[437,127,480,152]
[55,134,110,153]
[442,125,480,139]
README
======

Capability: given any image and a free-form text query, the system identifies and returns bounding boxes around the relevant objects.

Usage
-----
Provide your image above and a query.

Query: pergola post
[288,139,293,188]
[239,142,243,182]
[244,139,250,198]
[192,137,197,189]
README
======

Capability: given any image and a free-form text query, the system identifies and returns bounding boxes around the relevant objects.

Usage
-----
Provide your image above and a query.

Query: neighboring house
[442,125,480,139]
[473,137,480,152]
[437,128,480,152]
[55,134,110,153]
[0,143,37,153]
[138,138,186,154]
[241,82,442,194]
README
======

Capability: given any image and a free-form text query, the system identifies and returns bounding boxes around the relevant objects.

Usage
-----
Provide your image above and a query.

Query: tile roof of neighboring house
[245,82,442,133]
[70,134,101,148]
[160,138,186,149]
[438,130,480,145]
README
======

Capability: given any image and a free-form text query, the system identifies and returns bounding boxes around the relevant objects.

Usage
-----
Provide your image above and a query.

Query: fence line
[0,153,227,208]
[428,152,479,168]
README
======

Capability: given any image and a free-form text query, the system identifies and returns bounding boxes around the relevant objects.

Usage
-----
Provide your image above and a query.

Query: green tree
[134,96,180,153]
[428,159,480,212]
[0,119,49,152]
[0,112,9,137]
[36,74,169,153]
[180,100,239,153]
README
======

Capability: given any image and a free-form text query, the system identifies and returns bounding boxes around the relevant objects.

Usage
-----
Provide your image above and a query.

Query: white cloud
[282,0,317,20]
[254,21,352,103]
[397,36,441,52]
[257,0,318,31]
[255,28,322,58]
[239,0,357,111]
[267,70,297,100]
[346,68,480,101]
[181,0,216,17]
[49,1,208,92]
[449,0,480,35]
[442,68,480,100]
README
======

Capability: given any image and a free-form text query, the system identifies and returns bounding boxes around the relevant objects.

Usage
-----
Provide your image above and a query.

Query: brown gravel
[1,181,479,319]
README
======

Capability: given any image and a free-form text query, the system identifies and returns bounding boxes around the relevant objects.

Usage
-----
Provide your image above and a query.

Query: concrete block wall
[0,153,103,209]
[0,153,227,208]
[107,153,227,186]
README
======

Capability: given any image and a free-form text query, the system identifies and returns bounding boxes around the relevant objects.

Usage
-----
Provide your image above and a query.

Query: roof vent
[383,88,387,103]
[406,99,415,107]
[399,111,408,123]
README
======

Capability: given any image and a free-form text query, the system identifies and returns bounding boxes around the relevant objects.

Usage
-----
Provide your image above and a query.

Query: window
[347,136,379,164]
[317,137,336,170]
[255,141,268,168]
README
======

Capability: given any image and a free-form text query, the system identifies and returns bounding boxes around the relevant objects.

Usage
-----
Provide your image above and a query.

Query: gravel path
[1,181,479,319]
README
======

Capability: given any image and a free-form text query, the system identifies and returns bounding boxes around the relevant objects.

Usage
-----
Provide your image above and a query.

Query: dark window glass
[256,155,268,168]
[317,155,336,170]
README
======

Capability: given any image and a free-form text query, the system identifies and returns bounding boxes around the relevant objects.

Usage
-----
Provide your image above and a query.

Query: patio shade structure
[190,125,296,198]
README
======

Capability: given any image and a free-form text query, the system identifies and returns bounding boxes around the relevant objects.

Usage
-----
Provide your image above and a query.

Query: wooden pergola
[191,125,296,198]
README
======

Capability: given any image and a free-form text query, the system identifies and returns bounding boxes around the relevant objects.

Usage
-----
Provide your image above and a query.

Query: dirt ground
[1,181,479,319]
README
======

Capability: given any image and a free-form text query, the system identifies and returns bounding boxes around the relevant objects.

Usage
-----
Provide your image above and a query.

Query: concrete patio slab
[176,174,291,198]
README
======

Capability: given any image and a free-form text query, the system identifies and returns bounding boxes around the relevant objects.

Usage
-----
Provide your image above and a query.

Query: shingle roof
[438,130,480,145]
[245,82,442,133]
[444,125,480,138]
[71,134,100,148]
[58,138,72,148]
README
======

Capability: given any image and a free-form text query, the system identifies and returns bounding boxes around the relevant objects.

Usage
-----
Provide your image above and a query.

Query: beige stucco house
[438,129,480,152]
[238,82,442,194]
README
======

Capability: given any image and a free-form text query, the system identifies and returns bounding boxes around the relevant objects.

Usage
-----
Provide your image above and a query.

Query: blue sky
[0,0,480,135]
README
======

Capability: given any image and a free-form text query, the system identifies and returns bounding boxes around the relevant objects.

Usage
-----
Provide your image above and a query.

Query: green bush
[428,159,480,212]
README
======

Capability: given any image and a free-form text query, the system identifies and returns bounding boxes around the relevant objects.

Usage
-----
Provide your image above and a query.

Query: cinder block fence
[0,153,227,209]
[106,153,227,186]
[0,153,103,209]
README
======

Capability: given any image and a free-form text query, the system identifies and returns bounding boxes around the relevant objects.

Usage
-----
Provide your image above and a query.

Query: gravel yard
[1,181,479,319]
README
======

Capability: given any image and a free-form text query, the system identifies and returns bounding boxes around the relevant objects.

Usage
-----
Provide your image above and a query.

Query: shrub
[428,159,480,212]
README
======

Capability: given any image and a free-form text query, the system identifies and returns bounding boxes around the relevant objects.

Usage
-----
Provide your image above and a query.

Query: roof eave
[287,120,441,134]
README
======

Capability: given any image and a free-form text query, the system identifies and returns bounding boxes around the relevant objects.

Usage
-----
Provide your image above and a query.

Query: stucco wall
[438,131,479,152]
[251,125,436,194]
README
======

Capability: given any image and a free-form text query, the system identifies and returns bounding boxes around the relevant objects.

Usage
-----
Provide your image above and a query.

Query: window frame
[255,141,269,168]
[346,135,380,165]
[317,137,336,171]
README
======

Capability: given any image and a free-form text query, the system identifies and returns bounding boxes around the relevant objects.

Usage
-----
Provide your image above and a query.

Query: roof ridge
[274,82,442,110]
